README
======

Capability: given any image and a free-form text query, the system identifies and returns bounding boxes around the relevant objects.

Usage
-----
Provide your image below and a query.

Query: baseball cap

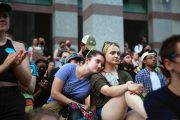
[0,2,12,13]
[65,53,83,63]
[141,52,155,61]
[81,35,96,50]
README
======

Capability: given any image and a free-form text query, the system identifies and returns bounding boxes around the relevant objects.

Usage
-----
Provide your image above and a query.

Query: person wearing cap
[78,34,96,58]
[0,2,32,120]
[65,53,83,64]
[135,50,167,94]
[144,35,180,120]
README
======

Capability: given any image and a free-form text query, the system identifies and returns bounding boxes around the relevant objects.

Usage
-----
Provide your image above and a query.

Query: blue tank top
[0,39,18,83]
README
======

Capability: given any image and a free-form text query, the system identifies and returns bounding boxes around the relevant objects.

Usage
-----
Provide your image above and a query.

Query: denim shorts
[96,106,103,120]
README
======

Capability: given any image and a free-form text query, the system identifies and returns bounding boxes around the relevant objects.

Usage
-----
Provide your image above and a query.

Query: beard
[152,64,157,69]
[82,49,89,58]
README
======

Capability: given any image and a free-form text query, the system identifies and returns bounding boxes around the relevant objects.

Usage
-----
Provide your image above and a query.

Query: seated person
[42,50,105,116]
[144,35,180,120]
[91,41,147,120]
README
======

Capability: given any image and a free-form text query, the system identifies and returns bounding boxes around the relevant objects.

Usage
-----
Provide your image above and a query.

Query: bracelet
[127,82,132,91]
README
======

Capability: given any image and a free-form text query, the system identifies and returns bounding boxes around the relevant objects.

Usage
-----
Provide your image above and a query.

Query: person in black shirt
[0,3,32,120]
[144,35,180,120]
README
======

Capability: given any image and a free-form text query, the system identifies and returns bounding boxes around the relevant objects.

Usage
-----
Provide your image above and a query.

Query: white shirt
[134,44,143,53]
[150,71,161,91]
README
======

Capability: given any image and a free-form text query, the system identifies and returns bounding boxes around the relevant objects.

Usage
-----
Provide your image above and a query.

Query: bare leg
[101,95,128,120]
[126,110,145,120]
[125,91,147,119]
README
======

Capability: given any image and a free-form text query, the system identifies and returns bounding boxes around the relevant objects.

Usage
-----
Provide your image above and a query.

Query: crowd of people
[0,2,179,120]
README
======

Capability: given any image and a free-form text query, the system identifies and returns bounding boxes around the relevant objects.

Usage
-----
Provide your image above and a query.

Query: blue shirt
[135,68,167,93]
[48,63,91,102]
[30,62,38,76]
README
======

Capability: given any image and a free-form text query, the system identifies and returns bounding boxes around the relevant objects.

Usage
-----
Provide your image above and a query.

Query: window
[123,0,147,13]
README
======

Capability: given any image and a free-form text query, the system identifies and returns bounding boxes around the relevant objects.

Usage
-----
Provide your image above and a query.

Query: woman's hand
[81,104,90,111]
[4,53,18,66]
[0,53,18,73]
[13,50,28,65]
[127,82,144,95]
[39,80,51,93]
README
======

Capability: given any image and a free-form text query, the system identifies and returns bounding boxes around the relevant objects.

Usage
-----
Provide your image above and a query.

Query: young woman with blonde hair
[91,41,147,120]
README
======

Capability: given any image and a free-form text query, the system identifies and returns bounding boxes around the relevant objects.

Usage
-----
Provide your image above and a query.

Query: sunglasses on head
[102,41,119,51]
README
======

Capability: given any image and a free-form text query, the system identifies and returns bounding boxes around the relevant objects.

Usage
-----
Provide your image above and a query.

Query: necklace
[102,70,119,86]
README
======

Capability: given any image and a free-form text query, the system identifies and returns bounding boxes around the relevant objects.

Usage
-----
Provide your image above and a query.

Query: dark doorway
[35,13,52,53]
[124,20,148,51]
[8,11,52,53]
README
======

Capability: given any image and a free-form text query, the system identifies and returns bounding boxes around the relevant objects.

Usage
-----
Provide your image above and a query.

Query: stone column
[83,0,124,51]
[52,0,78,51]
[148,0,180,51]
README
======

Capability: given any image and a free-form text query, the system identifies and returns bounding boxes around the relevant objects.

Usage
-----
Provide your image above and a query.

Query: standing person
[135,51,167,93]
[144,35,180,119]
[43,50,105,115]
[38,37,51,61]
[28,37,42,62]
[91,41,147,120]
[0,2,32,120]
[28,37,42,54]
[53,41,65,61]
[64,39,76,53]
[134,36,146,54]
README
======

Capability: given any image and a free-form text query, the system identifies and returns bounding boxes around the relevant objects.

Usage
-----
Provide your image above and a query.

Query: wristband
[127,82,133,91]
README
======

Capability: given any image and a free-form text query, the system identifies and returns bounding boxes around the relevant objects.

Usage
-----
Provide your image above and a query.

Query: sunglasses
[169,53,180,63]
[103,41,113,46]
[102,41,120,52]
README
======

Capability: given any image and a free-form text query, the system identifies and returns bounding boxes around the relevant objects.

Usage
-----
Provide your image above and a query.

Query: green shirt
[91,70,133,107]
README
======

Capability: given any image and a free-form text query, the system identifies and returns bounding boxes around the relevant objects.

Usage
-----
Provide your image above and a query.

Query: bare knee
[101,96,128,120]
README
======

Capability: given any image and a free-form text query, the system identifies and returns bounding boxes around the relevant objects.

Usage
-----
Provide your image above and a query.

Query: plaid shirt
[135,68,167,93]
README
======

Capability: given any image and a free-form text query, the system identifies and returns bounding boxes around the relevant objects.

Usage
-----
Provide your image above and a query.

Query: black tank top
[0,39,18,83]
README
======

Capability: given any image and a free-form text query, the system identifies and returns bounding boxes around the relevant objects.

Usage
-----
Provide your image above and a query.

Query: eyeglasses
[170,53,180,63]
[170,53,180,59]
[0,13,9,18]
